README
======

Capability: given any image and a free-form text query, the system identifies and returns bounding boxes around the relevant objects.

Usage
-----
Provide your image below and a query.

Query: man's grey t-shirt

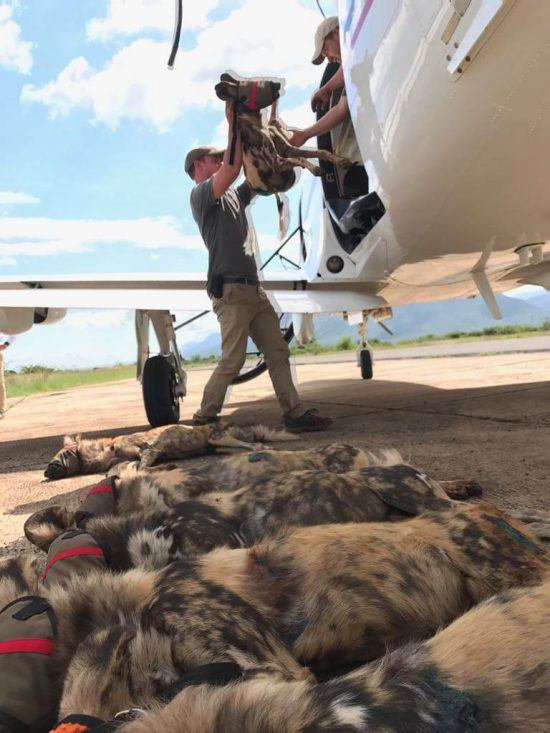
[190,179,258,290]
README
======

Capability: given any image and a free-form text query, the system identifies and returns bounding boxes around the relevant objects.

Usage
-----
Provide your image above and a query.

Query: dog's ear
[63,435,75,447]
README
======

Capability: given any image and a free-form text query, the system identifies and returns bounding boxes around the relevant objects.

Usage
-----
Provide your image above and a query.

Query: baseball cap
[312,16,339,65]
[184,145,225,175]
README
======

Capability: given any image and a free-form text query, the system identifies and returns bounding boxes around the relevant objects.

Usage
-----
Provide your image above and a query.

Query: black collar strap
[161,662,244,702]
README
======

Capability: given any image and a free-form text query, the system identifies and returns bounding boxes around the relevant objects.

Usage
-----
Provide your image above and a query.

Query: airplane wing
[0,273,387,314]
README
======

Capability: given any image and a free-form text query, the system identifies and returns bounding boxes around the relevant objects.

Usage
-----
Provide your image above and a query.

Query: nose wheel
[356,312,374,380]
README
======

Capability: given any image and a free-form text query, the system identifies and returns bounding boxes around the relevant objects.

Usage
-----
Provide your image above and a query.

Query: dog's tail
[251,425,300,443]
[362,448,405,467]
[24,505,75,551]
[275,192,290,240]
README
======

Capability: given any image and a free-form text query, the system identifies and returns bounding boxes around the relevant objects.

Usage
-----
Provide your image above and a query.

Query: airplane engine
[293,313,315,345]
[0,307,67,334]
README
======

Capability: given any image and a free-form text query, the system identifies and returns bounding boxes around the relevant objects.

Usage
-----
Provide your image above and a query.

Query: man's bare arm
[211,104,244,199]
[289,94,350,148]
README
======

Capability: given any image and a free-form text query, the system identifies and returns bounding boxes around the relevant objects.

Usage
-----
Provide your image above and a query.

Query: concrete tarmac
[0,338,549,553]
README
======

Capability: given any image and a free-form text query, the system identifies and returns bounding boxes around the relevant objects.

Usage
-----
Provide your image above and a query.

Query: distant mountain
[517,291,550,312]
[179,294,548,358]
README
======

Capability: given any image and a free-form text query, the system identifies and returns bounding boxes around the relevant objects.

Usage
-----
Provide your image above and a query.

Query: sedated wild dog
[43,423,298,480]
[120,578,550,733]
[26,462,456,567]
[26,446,483,552]
[20,503,547,720]
[25,455,483,556]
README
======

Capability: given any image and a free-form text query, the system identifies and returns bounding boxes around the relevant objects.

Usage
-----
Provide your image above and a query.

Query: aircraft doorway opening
[317,62,386,255]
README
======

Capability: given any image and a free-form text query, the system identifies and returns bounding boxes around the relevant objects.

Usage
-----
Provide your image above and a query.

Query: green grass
[5,321,549,398]
[5,364,136,398]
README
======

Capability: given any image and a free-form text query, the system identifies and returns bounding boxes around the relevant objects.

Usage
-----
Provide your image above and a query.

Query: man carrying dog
[185,104,332,432]
[289,16,367,196]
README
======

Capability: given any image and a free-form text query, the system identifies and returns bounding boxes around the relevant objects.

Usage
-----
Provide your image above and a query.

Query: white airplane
[1,0,549,426]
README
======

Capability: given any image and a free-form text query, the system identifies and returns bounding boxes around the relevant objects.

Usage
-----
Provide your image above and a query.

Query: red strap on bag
[86,482,113,496]
[0,638,54,655]
[42,546,104,581]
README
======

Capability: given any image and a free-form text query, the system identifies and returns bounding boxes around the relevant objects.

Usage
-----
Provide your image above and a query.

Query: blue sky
[0,1,544,372]
[1,0,338,368]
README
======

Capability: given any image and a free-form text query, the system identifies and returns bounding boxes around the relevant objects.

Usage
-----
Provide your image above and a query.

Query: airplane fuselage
[304,0,550,306]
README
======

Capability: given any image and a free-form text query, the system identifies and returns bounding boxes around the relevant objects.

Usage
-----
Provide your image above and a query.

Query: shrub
[20,365,55,374]
[335,336,355,351]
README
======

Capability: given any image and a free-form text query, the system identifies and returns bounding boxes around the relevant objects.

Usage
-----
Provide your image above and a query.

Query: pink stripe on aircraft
[351,0,376,48]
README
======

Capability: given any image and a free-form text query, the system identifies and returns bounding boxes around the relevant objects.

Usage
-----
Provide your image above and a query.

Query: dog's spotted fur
[25,504,545,718]
[25,459,466,560]
[44,423,298,479]
[121,579,550,733]
[27,446,485,552]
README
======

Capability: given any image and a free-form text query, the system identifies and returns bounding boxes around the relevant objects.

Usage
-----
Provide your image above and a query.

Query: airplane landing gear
[136,310,187,427]
[356,312,374,380]
[135,310,294,427]
[142,354,180,426]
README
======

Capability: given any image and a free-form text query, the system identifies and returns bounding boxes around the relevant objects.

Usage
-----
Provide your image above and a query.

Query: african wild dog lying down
[26,462,457,564]
[12,504,550,720]
[121,578,550,733]
[25,450,483,555]
[44,423,298,479]
[111,443,482,500]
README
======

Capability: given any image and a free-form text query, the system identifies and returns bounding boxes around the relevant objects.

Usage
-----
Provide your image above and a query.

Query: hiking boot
[284,409,333,433]
[192,414,220,426]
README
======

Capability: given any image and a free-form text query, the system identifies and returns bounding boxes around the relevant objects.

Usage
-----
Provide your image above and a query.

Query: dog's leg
[282,156,322,176]
[139,447,162,469]
[438,479,483,501]
[270,126,353,169]
[209,435,257,452]
[509,509,550,540]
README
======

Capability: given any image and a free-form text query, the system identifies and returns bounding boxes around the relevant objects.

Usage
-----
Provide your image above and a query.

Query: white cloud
[281,101,315,130]
[22,0,321,129]
[0,216,205,256]
[86,0,219,41]
[0,4,33,74]
[0,256,17,266]
[0,191,40,205]
[0,214,282,262]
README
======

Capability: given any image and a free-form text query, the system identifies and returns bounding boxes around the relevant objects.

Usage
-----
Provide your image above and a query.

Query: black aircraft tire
[360,349,373,380]
[142,355,180,427]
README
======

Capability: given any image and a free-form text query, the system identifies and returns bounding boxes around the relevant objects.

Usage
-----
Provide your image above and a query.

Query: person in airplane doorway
[289,16,368,198]
[0,333,15,419]
[185,104,332,433]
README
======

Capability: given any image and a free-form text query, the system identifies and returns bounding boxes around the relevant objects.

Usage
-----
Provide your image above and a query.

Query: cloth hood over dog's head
[312,15,339,64]
[184,145,225,176]
[215,72,283,112]
[0,596,58,733]
[45,438,81,480]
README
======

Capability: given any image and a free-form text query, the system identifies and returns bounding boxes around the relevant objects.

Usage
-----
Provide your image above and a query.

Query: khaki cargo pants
[196,283,302,419]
